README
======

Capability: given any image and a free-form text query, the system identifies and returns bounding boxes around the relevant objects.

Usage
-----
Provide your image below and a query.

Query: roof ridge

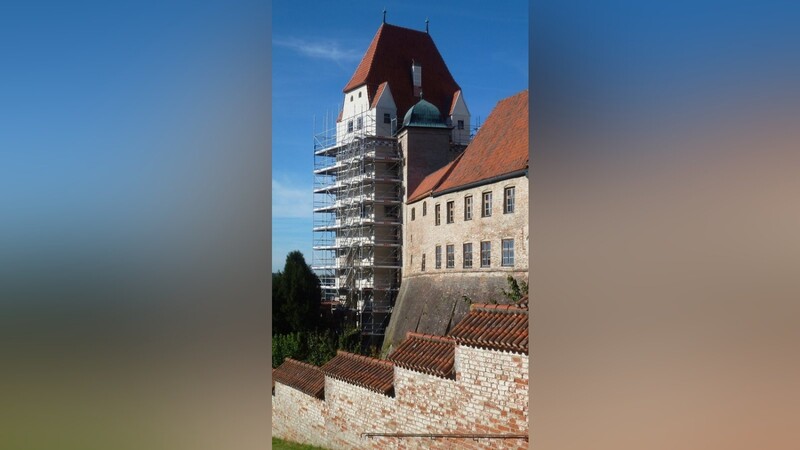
[335,350,394,367]
[380,22,430,35]
[283,357,322,370]
[469,303,528,313]
[405,331,456,343]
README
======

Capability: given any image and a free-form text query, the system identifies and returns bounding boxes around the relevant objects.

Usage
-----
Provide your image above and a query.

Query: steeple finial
[383,8,387,24]
[425,18,429,33]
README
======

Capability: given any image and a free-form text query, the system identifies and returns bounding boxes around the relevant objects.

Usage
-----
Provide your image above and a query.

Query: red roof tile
[517,294,529,310]
[272,358,325,399]
[448,303,529,354]
[321,351,395,396]
[388,332,455,379]
[370,81,389,109]
[343,23,461,122]
[448,89,462,115]
[407,153,463,203]
[435,90,528,193]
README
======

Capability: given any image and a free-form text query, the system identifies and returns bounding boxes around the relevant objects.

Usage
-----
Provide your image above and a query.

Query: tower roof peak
[342,23,460,121]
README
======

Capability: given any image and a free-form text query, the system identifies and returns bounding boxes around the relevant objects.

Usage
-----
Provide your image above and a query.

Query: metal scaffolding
[312,110,402,338]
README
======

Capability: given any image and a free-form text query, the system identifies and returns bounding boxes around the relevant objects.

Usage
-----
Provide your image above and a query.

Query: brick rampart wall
[272,345,528,449]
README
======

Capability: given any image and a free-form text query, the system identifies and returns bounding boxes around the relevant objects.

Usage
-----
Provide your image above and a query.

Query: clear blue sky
[1,1,270,292]
[271,0,529,270]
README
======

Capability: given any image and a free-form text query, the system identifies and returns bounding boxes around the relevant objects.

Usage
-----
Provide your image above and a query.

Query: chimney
[412,60,422,97]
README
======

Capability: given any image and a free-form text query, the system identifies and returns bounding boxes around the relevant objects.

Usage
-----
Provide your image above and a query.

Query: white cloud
[273,37,361,63]
[272,178,313,218]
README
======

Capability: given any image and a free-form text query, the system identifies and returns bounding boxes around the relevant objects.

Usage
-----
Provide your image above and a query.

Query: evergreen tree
[274,251,321,333]
[271,272,286,333]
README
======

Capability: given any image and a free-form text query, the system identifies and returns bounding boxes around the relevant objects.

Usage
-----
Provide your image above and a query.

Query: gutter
[432,168,528,198]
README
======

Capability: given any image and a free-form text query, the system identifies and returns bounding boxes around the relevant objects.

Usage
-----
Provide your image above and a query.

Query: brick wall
[272,383,327,448]
[272,345,528,449]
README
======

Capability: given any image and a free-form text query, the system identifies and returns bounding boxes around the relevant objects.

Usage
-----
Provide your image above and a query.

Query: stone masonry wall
[404,175,529,276]
[382,175,529,350]
[272,345,528,449]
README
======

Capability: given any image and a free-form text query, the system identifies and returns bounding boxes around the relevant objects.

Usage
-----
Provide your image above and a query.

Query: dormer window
[384,113,391,124]
[412,61,422,97]
[458,120,464,130]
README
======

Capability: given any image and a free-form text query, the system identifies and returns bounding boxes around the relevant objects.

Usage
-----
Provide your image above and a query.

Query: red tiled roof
[272,358,325,399]
[407,153,463,203]
[448,303,529,354]
[370,81,389,109]
[448,89,462,115]
[321,351,395,396]
[343,23,461,122]
[407,90,528,203]
[388,332,455,379]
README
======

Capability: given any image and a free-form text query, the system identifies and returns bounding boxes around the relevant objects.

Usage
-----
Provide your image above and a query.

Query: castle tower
[312,21,469,343]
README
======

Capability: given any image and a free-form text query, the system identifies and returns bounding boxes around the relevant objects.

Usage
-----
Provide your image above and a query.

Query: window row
[345,114,394,133]
[421,239,515,270]
[412,186,515,224]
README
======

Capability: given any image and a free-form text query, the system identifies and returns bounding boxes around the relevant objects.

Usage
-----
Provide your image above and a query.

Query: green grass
[272,437,329,450]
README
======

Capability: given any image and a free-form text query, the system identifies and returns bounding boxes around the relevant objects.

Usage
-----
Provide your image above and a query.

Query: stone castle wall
[272,345,528,450]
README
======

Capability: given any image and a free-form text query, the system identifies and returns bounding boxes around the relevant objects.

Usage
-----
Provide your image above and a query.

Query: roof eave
[433,167,528,197]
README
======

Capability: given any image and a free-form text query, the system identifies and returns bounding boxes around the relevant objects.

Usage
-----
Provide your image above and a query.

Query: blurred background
[0,1,270,449]
[532,1,800,448]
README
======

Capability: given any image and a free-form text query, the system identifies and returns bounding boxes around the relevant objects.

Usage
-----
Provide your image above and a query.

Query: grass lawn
[272,437,329,450]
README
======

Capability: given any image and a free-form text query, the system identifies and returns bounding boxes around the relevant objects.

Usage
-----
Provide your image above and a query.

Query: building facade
[383,90,529,351]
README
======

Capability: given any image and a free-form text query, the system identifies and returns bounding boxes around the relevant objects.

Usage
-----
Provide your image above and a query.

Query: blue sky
[271,0,529,271]
[1,1,270,293]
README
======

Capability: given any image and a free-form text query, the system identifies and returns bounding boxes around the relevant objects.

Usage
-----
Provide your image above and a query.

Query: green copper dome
[402,99,449,129]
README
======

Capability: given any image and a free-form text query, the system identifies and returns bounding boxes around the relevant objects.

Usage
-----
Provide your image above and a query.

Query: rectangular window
[360,204,367,218]
[502,239,515,266]
[421,254,426,271]
[423,202,427,216]
[504,186,515,214]
[435,245,442,269]
[463,243,473,268]
[356,116,363,130]
[347,120,354,133]
[435,204,441,226]
[446,244,454,268]
[411,207,415,221]
[482,192,492,217]
[480,241,491,267]
[464,196,472,221]
[457,119,464,130]
[384,113,391,124]
[446,201,454,224]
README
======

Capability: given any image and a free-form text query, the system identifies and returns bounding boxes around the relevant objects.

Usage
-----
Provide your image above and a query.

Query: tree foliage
[271,250,371,368]
[272,327,364,368]
[501,275,529,304]
[272,251,321,334]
